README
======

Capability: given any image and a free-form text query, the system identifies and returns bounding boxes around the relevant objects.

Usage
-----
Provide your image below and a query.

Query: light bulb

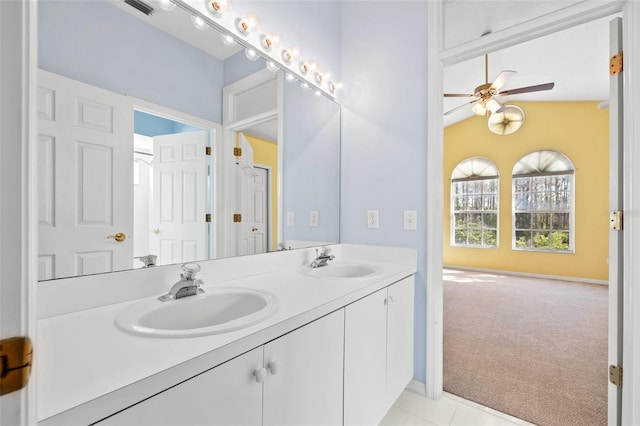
[472,102,487,116]
[191,15,208,30]
[285,72,296,83]
[300,61,317,75]
[221,33,237,47]
[266,61,279,73]
[261,33,281,50]
[328,81,343,94]
[158,0,176,11]
[205,0,229,16]
[237,13,260,34]
[281,47,299,64]
[245,48,259,61]
[314,71,326,85]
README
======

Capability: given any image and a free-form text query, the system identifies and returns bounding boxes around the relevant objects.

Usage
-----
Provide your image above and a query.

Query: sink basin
[116,287,277,338]
[300,263,380,279]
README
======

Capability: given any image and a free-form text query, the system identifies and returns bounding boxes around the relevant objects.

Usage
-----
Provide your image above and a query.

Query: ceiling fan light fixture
[485,98,503,113]
[488,105,525,135]
[472,102,487,116]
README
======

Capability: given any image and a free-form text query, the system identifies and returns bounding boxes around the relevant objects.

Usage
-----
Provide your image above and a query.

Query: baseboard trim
[443,265,608,286]
[406,379,426,396]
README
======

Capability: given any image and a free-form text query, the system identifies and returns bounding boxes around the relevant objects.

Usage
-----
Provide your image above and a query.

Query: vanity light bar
[170,0,341,100]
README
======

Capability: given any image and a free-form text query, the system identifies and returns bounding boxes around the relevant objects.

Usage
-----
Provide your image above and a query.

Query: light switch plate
[310,211,319,227]
[287,212,295,227]
[404,210,417,230]
[367,210,379,229]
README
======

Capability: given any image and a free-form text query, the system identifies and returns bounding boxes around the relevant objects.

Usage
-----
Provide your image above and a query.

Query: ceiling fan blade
[444,99,479,116]
[498,82,555,96]
[490,70,516,91]
[444,93,474,98]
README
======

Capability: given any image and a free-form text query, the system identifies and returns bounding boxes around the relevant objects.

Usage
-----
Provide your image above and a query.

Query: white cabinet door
[386,276,415,404]
[97,347,264,426]
[344,289,388,426]
[343,276,415,425]
[263,310,345,426]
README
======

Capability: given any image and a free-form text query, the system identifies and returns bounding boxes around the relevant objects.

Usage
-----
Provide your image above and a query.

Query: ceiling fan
[444,54,555,116]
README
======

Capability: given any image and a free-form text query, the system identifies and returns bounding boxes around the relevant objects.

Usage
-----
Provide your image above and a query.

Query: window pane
[532,213,550,230]
[551,231,570,250]
[552,213,570,230]
[533,232,551,249]
[467,229,482,245]
[483,230,497,247]
[453,196,466,211]
[468,213,482,228]
[483,195,497,211]
[455,230,467,244]
[454,213,467,229]
[515,230,531,248]
[471,195,482,210]
[515,213,531,229]
[483,213,497,228]
[483,179,497,194]
[514,193,529,210]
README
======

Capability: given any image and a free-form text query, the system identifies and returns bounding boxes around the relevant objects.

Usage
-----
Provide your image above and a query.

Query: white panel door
[263,310,344,426]
[344,288,388,426]
[236,133,258,256]
[37,70,132,280]
[386,277,415,405]
[252,166,269,254]
[97,347,264,425]
[151,131,208,266]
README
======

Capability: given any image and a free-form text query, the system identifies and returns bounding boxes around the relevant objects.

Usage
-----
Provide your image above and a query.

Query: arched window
[512,150,574,252]
[451,157,499,248]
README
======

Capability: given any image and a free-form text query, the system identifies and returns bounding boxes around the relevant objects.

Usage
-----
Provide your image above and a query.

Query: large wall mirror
[37,0,341,281]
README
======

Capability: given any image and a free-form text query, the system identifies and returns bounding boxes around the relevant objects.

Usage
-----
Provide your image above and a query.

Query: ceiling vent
[124,0,155,16]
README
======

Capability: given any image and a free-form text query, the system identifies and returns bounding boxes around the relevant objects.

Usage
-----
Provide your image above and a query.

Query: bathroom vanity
[37,244,416,425]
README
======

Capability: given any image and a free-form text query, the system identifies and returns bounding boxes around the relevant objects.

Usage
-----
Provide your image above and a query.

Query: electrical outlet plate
[367,210,379,229]
[287,212,295,227]
[310,211,319,227]
[404,210,417,230]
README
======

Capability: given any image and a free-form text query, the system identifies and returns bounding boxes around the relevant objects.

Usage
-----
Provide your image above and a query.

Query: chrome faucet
[310,247,335,268]
[158,262,204,302]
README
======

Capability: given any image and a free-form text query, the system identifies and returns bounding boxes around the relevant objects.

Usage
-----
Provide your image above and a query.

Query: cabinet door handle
[254,367,267,383]
[267,360,281,375]
[388,295,395,304]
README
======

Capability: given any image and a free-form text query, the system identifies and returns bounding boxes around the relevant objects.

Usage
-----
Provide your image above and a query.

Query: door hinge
[205,213,211,222]
[610,210,623,231]
[0,337,33,395]
[205,146,212,156]
[233,147,242,157]
[609,364,622,387]
[610,52,623,75]
[233,213,242,223]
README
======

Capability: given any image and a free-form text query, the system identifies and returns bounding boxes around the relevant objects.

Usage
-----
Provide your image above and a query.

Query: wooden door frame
[426,1,640,425]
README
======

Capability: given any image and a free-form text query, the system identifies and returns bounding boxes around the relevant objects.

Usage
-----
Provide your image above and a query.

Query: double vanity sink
[37,244,416,425]
[116,261,379,338]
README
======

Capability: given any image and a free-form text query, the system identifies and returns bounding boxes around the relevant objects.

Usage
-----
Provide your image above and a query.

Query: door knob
[151,228,160,235]
[251,227,258,232]
[106,232,126,242]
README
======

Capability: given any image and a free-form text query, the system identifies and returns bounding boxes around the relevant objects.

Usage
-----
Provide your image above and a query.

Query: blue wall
[340,2,428,383]
[38,0,224,123]
[283,84,341,243]
[134,111,205,137]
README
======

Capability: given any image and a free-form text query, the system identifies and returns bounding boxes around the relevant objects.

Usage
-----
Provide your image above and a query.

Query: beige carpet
[443,269,608,426]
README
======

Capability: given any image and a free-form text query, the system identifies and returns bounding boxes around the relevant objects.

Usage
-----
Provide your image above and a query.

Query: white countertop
[38,248,416,425]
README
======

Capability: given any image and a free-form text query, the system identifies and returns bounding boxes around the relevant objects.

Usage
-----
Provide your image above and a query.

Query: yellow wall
[444,101,609,281]
[242,133,278,251]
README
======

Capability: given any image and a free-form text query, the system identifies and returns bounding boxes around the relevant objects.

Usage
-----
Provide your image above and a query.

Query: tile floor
[380,390,536,426]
